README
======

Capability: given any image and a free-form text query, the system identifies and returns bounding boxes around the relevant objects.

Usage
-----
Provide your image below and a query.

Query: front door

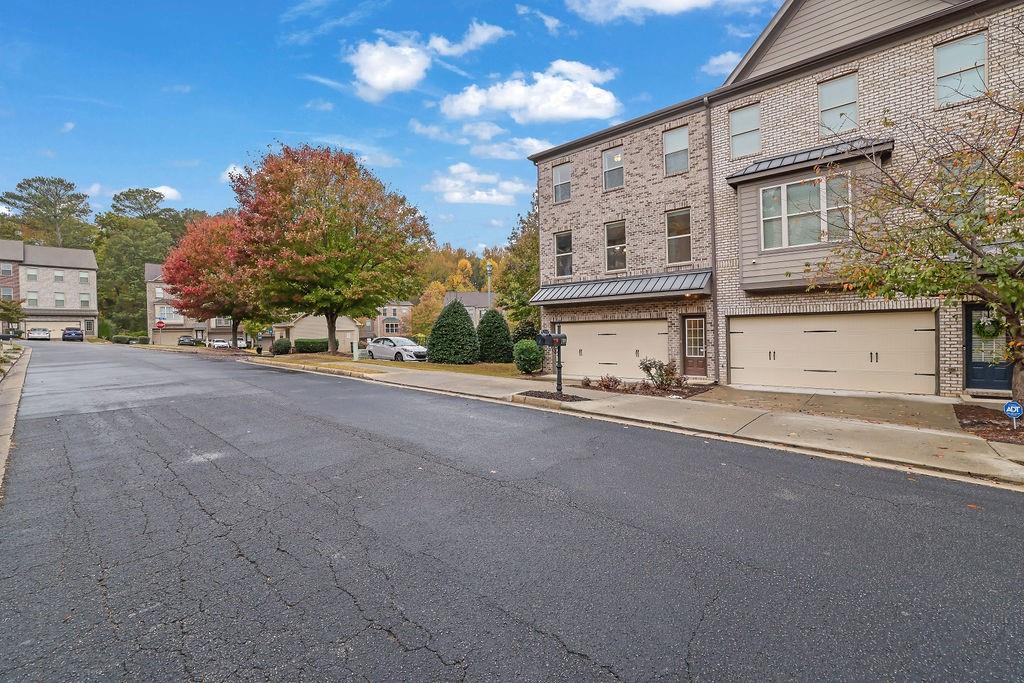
[965,306,1012,391]
[682,316,707,376]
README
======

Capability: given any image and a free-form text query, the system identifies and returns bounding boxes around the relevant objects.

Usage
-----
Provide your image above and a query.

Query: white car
[26,328,51,341]
[209,339,231,349]
[366,336,427,361]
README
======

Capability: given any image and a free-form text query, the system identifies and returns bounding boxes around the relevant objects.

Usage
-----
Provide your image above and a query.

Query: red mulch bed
[955,404,1024,445]
[582,382,714,399]
[520,390,591,402]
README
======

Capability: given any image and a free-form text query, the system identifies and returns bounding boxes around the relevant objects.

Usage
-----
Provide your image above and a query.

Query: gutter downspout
[703,95,722,385]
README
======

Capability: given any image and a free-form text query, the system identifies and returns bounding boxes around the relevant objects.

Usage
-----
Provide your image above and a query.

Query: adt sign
[1004,401,1022,429]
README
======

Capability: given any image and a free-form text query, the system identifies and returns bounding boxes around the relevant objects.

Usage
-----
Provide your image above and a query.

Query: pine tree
[427,300,478,364]
[477,309,512,362]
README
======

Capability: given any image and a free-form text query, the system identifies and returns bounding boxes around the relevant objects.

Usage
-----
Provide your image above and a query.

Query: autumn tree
[495,193,540,326]
[445,257,476,292]
[409,281,447,337]
[232,144,432,353]
[0,176,93,247]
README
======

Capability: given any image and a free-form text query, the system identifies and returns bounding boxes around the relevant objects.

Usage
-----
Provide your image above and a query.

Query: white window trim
[80,293,91,307]
[684,318,706,358]
[759,174,852,251]
[25,268,37,281]
[665,209,693,266]
[602,146,624,191]
[26,292,38,307]
[554,230,573,278]
[605,220,627,272]
[0,263,12,276]
[53,270,64,283]
[663,126,689,175]
[818,72,858,136]
[729,104,761,159]
[79,271,90,284]
[934,31,987,107]
[54,292,65,308]
[552,162,571,204]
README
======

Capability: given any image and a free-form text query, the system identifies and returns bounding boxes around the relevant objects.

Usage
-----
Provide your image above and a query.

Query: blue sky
[0,0,778,252]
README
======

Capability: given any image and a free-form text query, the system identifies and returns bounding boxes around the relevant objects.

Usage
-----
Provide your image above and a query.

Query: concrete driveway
[1,341,1023,681]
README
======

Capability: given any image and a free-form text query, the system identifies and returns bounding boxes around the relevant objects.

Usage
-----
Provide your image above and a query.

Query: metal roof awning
[726,137,894,186]
[530,270,712,306]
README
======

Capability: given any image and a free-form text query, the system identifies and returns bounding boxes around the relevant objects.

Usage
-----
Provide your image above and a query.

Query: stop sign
[155,320,166,330]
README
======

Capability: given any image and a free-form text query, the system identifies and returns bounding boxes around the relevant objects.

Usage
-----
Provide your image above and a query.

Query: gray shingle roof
[0,240,25,261]
[23,244,97,269]
[144,262,165,282]
[725,137,894,186]
[530,270,712,306]
[444,291,492,309]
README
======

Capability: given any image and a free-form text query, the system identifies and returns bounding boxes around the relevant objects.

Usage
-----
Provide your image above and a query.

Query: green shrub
[427,300,478,364]
[272,338,292,355]
[477,309,513,363]
[513,339,544,374]
[638,358,679,389]
[511,319,539,345]
[293,338,329,353]
[135,336,150,345]
[112,335,131,344]
[98,319,114,340]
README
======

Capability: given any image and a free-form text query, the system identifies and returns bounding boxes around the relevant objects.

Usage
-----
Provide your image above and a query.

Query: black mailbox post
[536,329,568,394]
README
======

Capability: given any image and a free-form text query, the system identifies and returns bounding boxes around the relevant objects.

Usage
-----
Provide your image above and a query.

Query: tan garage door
[29,320,81,337]
[729,311,936,394]
[559,320,669,380]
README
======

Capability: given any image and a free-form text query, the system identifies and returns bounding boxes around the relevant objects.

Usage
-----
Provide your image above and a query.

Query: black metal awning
[530,270,712,306]
[726,137,894,186]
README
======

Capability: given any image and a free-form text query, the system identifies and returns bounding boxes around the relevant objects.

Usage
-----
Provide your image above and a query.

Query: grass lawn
[262,353,386,374]
[359,359,526,378]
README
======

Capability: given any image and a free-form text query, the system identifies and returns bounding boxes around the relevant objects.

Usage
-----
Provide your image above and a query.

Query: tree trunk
[326,311,338,354]
[1013,359,1024,403]
[231,320,240,349]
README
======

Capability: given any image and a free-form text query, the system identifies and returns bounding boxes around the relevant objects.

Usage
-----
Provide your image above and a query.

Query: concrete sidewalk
[249,357,1024,486]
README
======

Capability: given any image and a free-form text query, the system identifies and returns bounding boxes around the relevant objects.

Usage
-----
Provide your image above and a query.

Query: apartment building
[145,263,251,345]
[0,239,98,336]
[363,301,414,339]
[443,291,502,326]
[530,0,1023,395]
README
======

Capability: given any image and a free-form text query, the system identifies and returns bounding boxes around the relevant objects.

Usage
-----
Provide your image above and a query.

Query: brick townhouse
[530,0,1023,395]
[0,239,98,336]
[145,262,253,345]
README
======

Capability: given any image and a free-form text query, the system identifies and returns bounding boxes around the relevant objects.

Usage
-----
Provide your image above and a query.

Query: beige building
[273,314,359,349]
[0,240,98,337]
[530,0,1023,394]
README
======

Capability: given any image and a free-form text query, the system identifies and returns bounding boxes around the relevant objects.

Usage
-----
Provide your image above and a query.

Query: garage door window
[761,175,850,250]
[606,221,626,272]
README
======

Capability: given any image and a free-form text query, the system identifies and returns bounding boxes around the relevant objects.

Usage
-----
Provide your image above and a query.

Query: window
[26,291,37,307]
[85,319,94,333]
[157,305,184,323]
[819,73,857,135]
[79,271,89,284]
[53,270,64,283]
[666,209,692,264]
[391,308,397,317]
[602,146,624,190]
[761,176,851,250]
[54,292,65,308]
[553,162,572,203]
[0,287,12,301]
[80,293,90,308]
[605,221,626,271]
[25,267,37,282]
[385,321,400,334]
[554,231,573,277]
[663,127,689,175]
[155,286,165,299]
[215,317,231,327]
[935,33,986,105]
[0,263,11,276]
[730,104,761,158]
[685,318,706,358]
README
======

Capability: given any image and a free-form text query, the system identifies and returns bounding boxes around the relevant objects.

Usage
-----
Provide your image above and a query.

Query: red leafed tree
[232,144,432,353]
[162,214,260,346]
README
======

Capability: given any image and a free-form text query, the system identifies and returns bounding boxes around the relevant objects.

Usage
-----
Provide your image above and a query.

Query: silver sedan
[366,337,427,361]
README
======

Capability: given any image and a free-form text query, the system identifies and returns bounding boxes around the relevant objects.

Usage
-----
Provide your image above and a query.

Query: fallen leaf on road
[966,504,983,510]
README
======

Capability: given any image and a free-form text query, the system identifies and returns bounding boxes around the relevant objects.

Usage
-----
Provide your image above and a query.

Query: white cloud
[300,74,348,93]
[85,182,104,196]
[304,98,335,111]
[59,121,75,134]
[313,135,399,167]
[151,185,182,201]
[567,0,770,23]
[726,23,758,38]
[488,218,504,228]
[461,121,506,141]
[162,84,192,94]
[220,164,243,183]
[409,119,468,144]
[280,0,333,22]
[700,50,742,76]
[441,60,620,123]
[344,39,431,102]
[471,136,552,160]
[515,4,563,35]
[427,20,511,57]
[423,162,530,205]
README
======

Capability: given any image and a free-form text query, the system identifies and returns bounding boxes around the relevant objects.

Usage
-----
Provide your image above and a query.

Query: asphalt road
[1,342,1023,682]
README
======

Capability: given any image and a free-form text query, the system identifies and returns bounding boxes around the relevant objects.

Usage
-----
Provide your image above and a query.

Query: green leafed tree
[427,300,478,364]
[0,176,93,247]
[477,309,513,363]
[96,215,174,332]
[495,192,540,327]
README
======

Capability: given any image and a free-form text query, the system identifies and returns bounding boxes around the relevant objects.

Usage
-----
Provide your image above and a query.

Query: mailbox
[536,330,567,347]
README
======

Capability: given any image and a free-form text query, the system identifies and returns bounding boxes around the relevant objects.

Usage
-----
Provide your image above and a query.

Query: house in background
[0,239,98,337]
[145,263,207,344]
[443,291,500,327]
[363,301,413,339]
[273,314,359,350]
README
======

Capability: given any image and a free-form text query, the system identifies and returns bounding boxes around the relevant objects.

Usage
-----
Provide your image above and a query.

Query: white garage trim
[557,320,669,380]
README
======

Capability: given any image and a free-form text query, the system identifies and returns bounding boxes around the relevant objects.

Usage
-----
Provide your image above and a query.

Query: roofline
[724,139,894,186]
[529,0,1016,164]
[722,0,802,87]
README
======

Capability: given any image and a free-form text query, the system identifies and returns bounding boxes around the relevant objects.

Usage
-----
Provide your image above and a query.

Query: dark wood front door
[682,316,707,376]
[965,306,1012,391]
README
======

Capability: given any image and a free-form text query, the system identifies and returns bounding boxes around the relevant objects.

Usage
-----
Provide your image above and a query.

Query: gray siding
[745,0,964,80]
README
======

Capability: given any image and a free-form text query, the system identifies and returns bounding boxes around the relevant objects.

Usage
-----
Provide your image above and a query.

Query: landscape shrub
[511,319,539,345]
[513,339,544,374]
[597,374,621,391]
[580,376,592,387]
[293,338,329,353]
[272,338,293,355]
[427,300,479,364]
[477,309,513,363]
[134,336,150,345]
[638,358,679,390]
[98,319,114,340]
[112,335,131,344]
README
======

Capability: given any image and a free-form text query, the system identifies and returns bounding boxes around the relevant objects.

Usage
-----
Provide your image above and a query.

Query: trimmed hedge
[511,319,539,345]
[294,338,329,353]
[513,339,544,375]
[272,338,292,355]
[477,309,513,363]
[427,300,479,364]
[112,335,131,344]
[135,336,150,345]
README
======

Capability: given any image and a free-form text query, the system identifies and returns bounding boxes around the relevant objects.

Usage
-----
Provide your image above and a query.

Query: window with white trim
[602,147,624,190]
[79,271,89,284]
[155,286,165,299]
[26,291,37,307]
[54,292,65,308]
[80,292,90,308]
[729,104,761,158]
[819,73,857,135]
[53,270,64,283]
[215,317,231,327]
[554,231,572,277]
[385,321,400,334]
[0,263,11,276]
[0,287,12,301]
[85,319,94,333]
[25,267,37,282]
[935,33,986,105]
[760,176,850,250]
[553,162,571,203]
[666,209,692,265]
[605,221,626,271]
[663,127,689,175]
[685,318,705,358]
[157,305,184,323]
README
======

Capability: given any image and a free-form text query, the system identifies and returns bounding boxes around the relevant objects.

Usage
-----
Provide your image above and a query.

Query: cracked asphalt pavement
[1,341,1023,681]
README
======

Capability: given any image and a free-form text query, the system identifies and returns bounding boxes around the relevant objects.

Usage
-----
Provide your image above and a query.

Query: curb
[0,347,32,503]
[246,358,379,380]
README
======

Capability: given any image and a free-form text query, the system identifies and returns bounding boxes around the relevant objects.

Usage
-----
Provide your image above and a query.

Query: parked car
[177,335,197,346]
[209,339,231,349]
[233,340,248,349]
[26,328,51,341]
[366,336,427,361]
[61,328,85,342]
